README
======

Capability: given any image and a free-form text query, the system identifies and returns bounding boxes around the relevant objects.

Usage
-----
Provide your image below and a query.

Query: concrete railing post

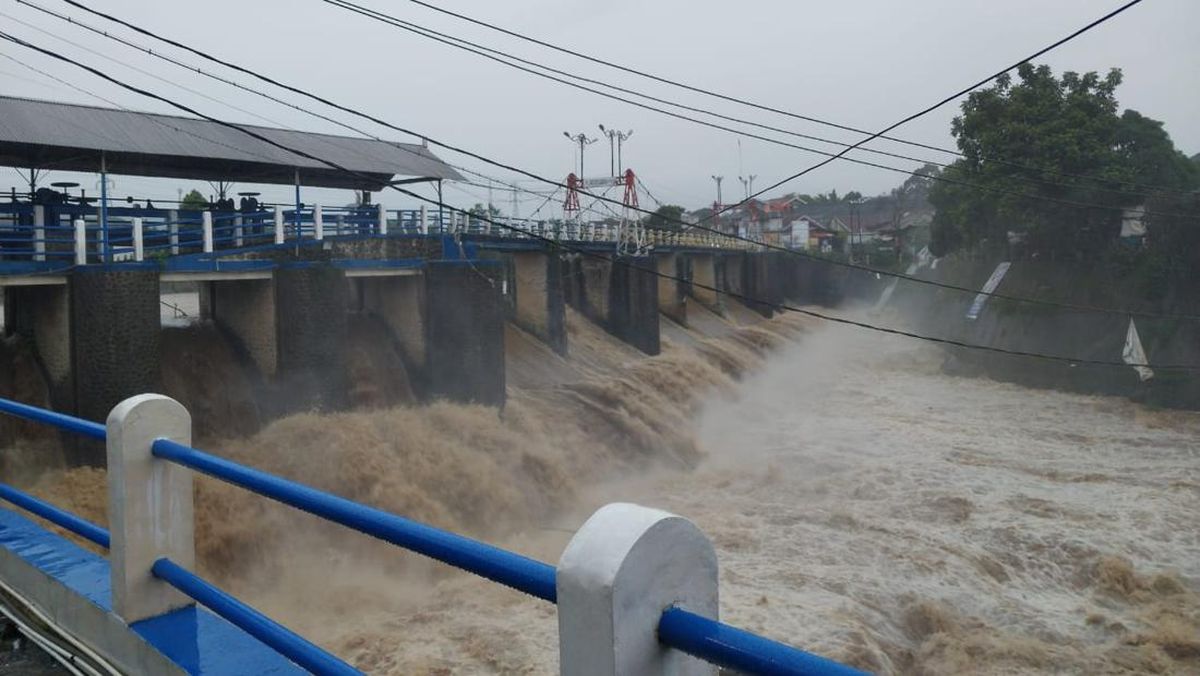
[378,203,388,236]
[132,217,144,262]
[74,219,87,265]
[106,394,195,624]
[33,205,45,261]
[201,211,214,253]
[168,210,179,255]
[274,205,285,245]
[234,215,244,248]
[557,503,718,676]
[419,205,428,234]
[314,204,324,240]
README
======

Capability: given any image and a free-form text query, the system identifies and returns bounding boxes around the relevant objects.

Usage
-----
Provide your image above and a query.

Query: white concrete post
[378,203,388,236]
[32,205,45,262]
[201,211,214,253]
[234,215,244,248]
[106,394,195,624]
[314,204,324,240]
[132,218,144,262]
[419,205,428,234]
[73,219,87,265]
[274,205,285,245]
[557,503,719,676]
[168,210,179,255]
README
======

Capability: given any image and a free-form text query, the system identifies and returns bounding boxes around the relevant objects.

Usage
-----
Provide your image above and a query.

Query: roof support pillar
[293,168,302,242]
[99,151,110,263]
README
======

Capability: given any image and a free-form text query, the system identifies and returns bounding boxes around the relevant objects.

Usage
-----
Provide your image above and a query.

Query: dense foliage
[179,189,208,211]
[928,63,1199,274]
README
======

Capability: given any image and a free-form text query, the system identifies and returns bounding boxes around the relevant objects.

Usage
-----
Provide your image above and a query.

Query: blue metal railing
[0,484,109,548]
[151,558,360,676]
[0,396,865,675]
[151,439,558,602]
[659,607,868,676]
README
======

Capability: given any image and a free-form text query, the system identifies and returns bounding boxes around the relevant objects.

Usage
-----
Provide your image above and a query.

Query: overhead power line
[26,0,1200,322]
[320,0,1181,204]
[49,0,1192,229]
[705,0,1148,225]
[2,28,1192,372]
[314,0,1200,222]
[389,0,1184,199]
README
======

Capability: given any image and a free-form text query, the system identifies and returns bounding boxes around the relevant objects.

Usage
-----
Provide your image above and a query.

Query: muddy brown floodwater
[318,320,1199,675]
[12,310,1199,674]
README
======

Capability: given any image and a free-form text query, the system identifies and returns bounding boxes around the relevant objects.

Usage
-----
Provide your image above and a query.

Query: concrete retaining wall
[274,264,349,412]
[208,279,277,377]
[689,253,723,315]
[424,261,506,406]
[657,253,689,327]
[512,251,567,356]
[70,267,160,465]
[358,275,427,393]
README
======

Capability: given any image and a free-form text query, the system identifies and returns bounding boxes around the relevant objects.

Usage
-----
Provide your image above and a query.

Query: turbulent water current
[9,306,1200,674]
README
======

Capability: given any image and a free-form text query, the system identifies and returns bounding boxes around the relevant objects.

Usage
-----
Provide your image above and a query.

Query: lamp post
[563,131,597,184]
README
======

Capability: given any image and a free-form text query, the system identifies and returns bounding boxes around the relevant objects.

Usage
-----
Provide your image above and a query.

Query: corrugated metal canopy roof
[0,95,463,190]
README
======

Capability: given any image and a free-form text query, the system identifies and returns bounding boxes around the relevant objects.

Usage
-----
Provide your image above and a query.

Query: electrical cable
[0,576,120,676]
[3,31,1193,371]
[390,0,1187,199]
[320,0,1175,205]
[15,3,1200,322]
[0,6,282,127]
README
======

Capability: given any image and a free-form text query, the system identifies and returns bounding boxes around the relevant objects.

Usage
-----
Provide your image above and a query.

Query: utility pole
[563,131,597,184]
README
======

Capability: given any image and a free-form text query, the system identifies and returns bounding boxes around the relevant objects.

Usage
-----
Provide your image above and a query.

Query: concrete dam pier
[2,236,809,464]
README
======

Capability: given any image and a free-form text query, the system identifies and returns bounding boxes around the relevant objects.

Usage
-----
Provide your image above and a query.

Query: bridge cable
[1,30,1195,372]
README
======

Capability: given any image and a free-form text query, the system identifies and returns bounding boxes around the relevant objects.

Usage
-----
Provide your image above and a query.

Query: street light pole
[563,131,597,182]
[598,126,635,178]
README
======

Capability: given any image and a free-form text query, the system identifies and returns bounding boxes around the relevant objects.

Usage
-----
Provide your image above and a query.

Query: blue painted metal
[151,558,359,676]
[330,258,425,270]
[151,439,559,602]
[658,607,870,676]
[0,508,305,675]
[0,484,110,548]
[160,258,277,273]
[132,605,307,675]
[0,397,105,440]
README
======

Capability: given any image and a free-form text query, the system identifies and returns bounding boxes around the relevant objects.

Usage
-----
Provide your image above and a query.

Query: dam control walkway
[0,94,866,674]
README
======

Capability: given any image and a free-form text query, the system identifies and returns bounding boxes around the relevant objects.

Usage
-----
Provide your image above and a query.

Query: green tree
[646,204,686,231]
[844,190,863,202]
[468,202,500,220]
[928,63,1199,259]
[179,189,208,211]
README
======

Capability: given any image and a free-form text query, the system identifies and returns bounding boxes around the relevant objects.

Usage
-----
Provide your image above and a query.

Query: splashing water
[11,308,1199,674]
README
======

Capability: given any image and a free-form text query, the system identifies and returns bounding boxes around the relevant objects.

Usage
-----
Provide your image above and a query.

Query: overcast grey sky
[1,0,1197,214]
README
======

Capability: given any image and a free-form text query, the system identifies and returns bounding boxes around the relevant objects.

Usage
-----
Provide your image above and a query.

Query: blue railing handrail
[0,483,110,548]
[659,607,870,676]
[150,438,558,602]
[0,397,861,676]
[151,558,361,676]
[0,398,105,440]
